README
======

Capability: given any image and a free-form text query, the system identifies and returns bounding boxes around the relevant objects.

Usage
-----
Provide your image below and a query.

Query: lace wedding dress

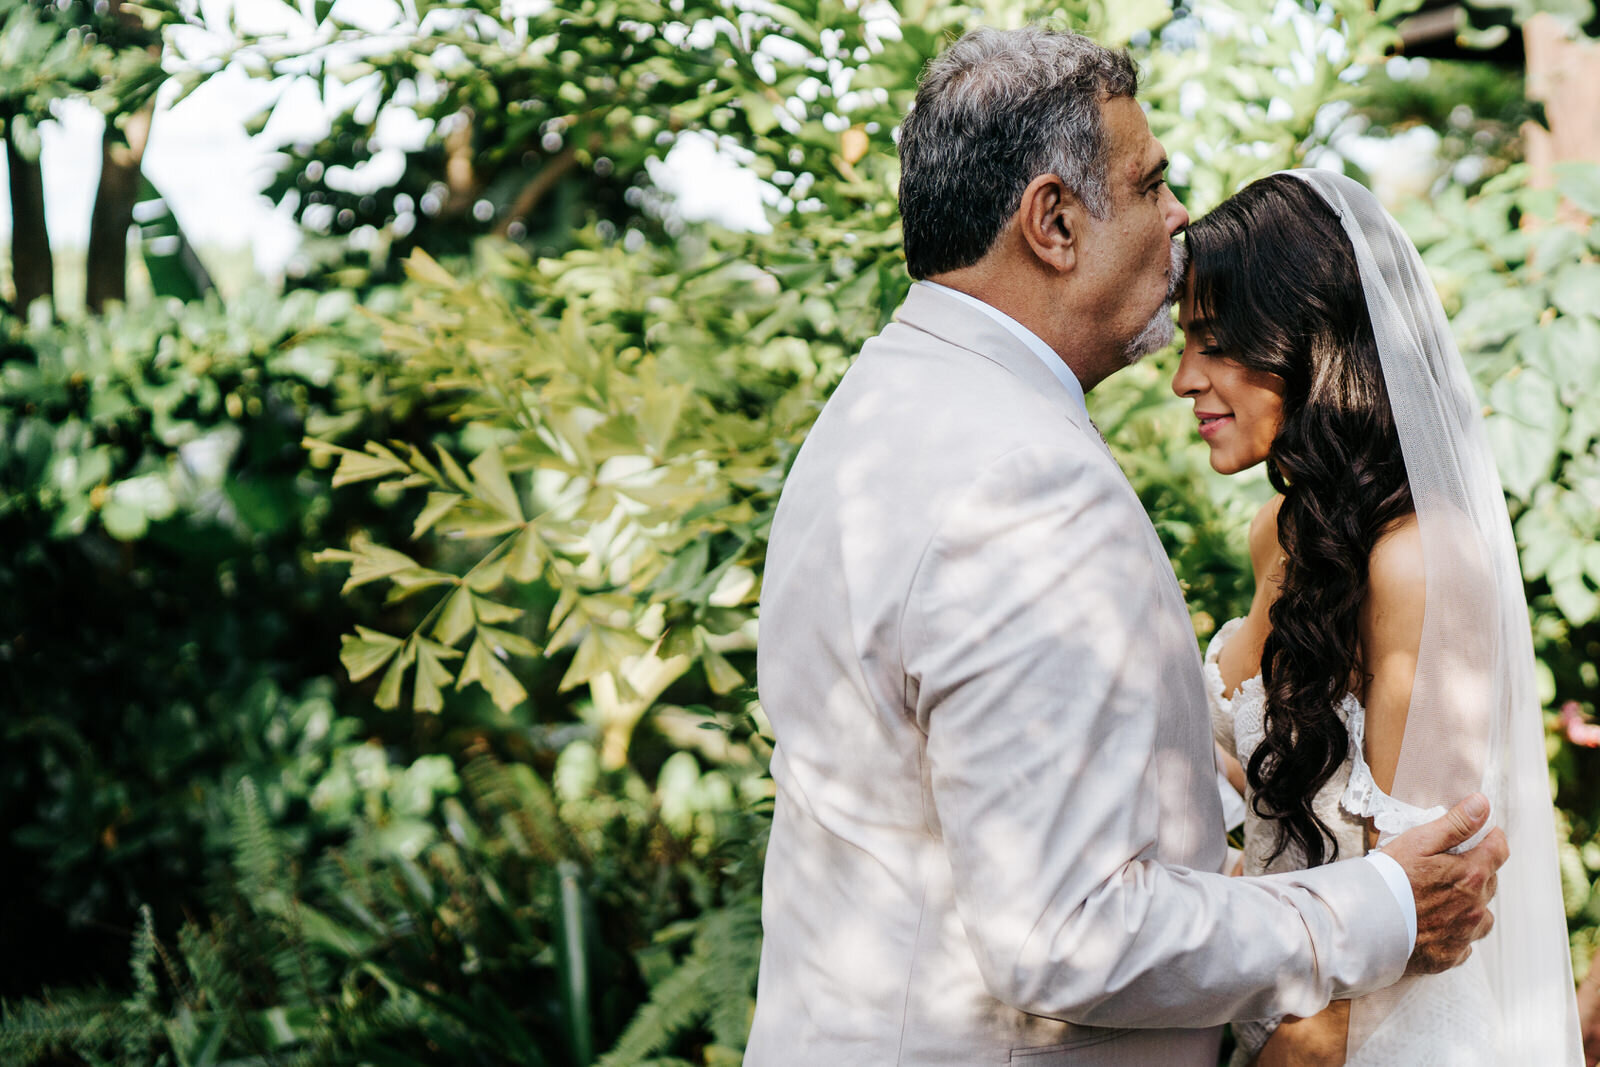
[1206,617,1500,1066]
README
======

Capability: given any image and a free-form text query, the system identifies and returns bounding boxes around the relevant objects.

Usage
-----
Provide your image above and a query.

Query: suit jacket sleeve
[904,442,1410,1028]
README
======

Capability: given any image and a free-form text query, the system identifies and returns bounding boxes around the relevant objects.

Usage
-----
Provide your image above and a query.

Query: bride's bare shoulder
[1367,512,1425,612]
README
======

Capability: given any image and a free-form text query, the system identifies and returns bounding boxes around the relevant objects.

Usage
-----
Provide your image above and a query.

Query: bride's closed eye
[1182,328,1226,359]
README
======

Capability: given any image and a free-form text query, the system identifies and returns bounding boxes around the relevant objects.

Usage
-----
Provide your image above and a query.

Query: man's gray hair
[898,27,1138,279]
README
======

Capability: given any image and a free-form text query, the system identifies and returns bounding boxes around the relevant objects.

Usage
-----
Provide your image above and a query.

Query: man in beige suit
[746,26,1508,1067]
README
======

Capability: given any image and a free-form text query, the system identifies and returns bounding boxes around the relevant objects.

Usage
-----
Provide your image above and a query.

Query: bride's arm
[1253,516,1426,1067]
[1354,515,1426,800]
[1254,1000,1351,1066]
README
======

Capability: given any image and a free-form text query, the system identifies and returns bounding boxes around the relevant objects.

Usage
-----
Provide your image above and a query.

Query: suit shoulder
[829,341,1083,452]
[920,442,1146,558]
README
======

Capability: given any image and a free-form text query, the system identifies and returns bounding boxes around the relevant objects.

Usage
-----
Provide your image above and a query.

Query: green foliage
[0,287,414,991]
[182,0,940,286]
[597,893,762,1067]
[1406,164,1600,627]
[1463,0,1599,38]
[0,0,179,149]
[0,0,222,314]
[179,0,1401,285]
[1347,58,1535,195]
[1,745,764,1067]
[308,243,811,765]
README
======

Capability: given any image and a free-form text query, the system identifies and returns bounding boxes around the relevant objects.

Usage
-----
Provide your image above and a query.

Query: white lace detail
[1205,617,1452,844]
[1203,617,1248,756]
[1340,701,1445,844]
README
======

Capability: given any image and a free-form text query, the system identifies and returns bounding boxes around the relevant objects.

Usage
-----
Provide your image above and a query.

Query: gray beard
[1121,238,1188,366]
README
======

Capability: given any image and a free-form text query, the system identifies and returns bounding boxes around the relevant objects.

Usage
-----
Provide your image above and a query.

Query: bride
[1172,170,1582,1065]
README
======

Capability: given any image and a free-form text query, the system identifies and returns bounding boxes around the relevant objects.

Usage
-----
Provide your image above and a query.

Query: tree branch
[493,147,580,238]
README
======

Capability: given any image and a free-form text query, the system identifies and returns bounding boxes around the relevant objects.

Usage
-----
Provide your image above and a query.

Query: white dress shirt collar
[918,280,1088,415]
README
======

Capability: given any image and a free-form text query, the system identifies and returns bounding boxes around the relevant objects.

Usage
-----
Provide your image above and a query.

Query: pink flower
[1560,702,1600,748]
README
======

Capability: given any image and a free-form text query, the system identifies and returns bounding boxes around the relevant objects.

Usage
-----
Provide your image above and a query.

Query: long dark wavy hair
[1186,174,1414,868]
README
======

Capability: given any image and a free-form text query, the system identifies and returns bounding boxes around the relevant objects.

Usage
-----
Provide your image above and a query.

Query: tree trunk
[1522,14,1600,224]
[86,0,168,312]
[85,107,151,313]
[5,129,54,317]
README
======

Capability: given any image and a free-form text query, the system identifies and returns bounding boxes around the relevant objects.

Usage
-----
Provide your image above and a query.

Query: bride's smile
[1172,283,1288,475]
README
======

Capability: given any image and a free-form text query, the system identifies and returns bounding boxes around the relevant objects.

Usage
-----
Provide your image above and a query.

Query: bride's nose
[1171,344,1206,398]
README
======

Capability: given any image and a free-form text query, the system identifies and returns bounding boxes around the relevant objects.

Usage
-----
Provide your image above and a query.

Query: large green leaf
[1485,368,1565,500]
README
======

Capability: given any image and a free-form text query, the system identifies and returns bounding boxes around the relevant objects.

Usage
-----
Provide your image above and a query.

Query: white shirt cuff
[1364,851,1417,953]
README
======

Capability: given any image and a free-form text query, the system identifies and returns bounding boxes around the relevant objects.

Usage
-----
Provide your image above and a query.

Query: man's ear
[1017,173,1084,273]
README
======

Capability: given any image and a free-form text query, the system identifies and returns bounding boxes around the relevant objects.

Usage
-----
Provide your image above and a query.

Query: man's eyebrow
[1141,157,1170,184]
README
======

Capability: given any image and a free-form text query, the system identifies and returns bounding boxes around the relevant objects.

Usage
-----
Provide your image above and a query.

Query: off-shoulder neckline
[1202,616,1261,710]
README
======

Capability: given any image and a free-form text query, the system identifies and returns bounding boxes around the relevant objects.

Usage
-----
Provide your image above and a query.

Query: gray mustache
[1165,239,1188,304]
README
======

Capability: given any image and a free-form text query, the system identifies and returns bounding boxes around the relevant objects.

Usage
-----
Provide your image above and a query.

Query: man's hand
[1380,792,1508,977]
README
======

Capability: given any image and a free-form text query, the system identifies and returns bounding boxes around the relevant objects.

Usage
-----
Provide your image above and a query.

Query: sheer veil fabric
[1281,169,1581,1063]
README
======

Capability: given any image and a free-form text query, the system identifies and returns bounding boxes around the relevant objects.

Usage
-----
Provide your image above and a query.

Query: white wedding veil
[1282,169,1581,1062]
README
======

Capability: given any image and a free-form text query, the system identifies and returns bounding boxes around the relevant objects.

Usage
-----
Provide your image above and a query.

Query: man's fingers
[1439,792,1491,851]
[1398,799,1506,979]
[1482,827,1511,869]
[1392,793,1491,864]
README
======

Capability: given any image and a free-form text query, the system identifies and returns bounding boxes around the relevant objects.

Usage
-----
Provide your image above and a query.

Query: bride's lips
[1196,412,1233,441]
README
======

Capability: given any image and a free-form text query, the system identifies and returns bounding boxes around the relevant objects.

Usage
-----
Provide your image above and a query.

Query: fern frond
[129,906,161,1015]
[593,955,708,1067]
[229,777,332,1012]
[699,898,761,1051]
[117,906,166,1062]
[178,919,242,1016]
[0,989,120,1064]
[462,754,577,863]
[232,777,284,910]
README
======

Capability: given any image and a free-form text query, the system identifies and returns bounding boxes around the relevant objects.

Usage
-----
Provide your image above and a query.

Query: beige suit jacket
[745,285,1410,1066]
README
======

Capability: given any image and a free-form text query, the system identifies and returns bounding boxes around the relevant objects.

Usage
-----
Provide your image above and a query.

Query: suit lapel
[892,284,1106,452]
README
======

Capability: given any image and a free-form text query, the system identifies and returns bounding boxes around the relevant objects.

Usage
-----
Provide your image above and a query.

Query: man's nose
[1162,185,1189,234]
